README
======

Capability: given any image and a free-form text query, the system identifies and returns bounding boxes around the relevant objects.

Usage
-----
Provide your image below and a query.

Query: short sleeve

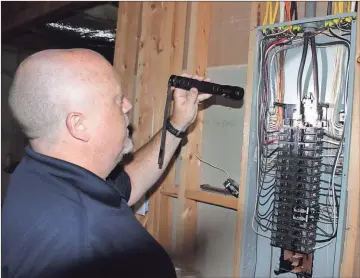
[107,164,132,202]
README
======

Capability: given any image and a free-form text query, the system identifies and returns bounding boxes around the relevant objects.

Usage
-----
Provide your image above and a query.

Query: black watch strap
[166,119,186,138]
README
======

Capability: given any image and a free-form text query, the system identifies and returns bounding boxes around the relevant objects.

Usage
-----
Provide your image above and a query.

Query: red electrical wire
[266,137,280,144]
[285,2,291,21]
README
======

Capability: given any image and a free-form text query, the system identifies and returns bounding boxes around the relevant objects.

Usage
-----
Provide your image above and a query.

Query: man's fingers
[198,93,212,102]
[181,72,192,78]
[189,88,199,104]
[193,75,204,81]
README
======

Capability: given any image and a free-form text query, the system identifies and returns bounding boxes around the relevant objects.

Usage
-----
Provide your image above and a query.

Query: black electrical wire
[316,40,350,55]
[259,192,275,206]
[259,185,275,199]
[327,2,333,15]
[316,133,344,243]
[257,200,275,218]
[324,131,342,141]
[320,179,341,187]
[262,147,278,159]
[291,1,298,20]
[310,36,320,111]
[297,35,309,111]
[328,28,351,45]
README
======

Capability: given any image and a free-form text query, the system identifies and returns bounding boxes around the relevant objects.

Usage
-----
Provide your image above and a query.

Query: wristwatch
[166,118,187,138]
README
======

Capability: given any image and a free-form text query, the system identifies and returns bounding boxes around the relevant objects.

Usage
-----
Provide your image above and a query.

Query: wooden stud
[232,2,261,277]
[113,2,146,224]
[113,2,142,122]
[175,1,212,268]
[145,0,178,248]
[155,2,188,252]
[134,1,167,236]
[132,2,155,152]
[340,9,360,278]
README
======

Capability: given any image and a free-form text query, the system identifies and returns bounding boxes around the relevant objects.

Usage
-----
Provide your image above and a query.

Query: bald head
[9,48,133,178]
[8,48,118,141]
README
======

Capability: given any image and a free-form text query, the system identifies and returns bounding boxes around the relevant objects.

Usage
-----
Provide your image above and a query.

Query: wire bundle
[252,21,352,252]
[263,1,298,26]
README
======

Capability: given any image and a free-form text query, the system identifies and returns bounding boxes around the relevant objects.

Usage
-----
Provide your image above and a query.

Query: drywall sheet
[193,65,247,277]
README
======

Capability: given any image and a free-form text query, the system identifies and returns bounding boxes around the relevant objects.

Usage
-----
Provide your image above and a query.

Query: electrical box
[240,12,357,278]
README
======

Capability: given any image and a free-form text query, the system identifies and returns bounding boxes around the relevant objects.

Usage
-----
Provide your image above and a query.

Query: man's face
[112,91,133,164]
[94,79,133,168]
[115,96,133,163]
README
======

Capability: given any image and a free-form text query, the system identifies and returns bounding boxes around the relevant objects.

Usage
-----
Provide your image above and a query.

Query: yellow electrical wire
[263,2,271,26]
[269,1,274,24]
[339,1,344,13]
[263,1,280,26]
[334,1,338,14]
[271,1,279,24]
[347,1,352,12]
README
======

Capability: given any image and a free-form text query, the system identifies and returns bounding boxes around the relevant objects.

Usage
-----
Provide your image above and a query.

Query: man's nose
[122,97,132,113]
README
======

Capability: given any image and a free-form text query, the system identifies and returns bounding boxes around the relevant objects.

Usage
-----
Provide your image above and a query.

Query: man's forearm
[125,128,182,206]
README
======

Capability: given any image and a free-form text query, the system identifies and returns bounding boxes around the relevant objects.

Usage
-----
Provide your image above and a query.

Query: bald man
[2,49,211,278]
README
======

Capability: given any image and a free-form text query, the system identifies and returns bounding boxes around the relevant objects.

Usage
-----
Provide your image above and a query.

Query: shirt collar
[24,145,123,207]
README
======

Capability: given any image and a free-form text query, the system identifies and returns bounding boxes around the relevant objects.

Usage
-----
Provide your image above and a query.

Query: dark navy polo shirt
[2,146,176,278]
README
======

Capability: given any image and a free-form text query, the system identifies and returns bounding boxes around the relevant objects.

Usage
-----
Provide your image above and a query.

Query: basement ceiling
[2,1,119,62]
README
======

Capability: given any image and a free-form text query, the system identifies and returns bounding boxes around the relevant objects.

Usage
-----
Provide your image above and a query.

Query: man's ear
[65,112,90,142]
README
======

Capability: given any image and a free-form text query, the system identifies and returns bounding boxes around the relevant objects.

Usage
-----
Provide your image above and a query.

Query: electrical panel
[240,5,357,278]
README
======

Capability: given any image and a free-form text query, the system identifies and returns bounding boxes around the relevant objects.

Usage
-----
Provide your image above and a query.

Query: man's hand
[170,73,212,131]
[124,73,212,206]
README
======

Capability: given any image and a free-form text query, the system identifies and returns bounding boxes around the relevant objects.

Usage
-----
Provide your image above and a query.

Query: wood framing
[113,1,360,276]
[113,1,189,251]
[113,1,142,118]
[233,2,261,277]
[340,7,360,278]
[174,2,212,267]
[161,186,237,210]
[155,2,188,251]
[113,2,146,225]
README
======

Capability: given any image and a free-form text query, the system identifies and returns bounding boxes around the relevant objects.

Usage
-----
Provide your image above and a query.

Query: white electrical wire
[279,1,285,23]
[195,154,230,180]
[322,139,340,145]
[351,1,356,12]
[313,32,350,249]
[314,138,343,250]
[252,29,349,251]
[252,38,272,239]
[328,46,344,137]
[269,39,304,109]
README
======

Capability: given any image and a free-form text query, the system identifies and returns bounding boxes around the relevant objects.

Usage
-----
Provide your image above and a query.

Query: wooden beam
[175,1,212,268]
[118,2,187,253]
[185,190,237,210]
[2,1,100,39]
[113,1,145,225]
[113,2,142,107]
[232,2,260,277]
[160,186,238,210]
[340,9,360,278]
[155,2,188,252]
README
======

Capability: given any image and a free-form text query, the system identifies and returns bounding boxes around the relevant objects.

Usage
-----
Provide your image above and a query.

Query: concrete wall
[1,46,32,204]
